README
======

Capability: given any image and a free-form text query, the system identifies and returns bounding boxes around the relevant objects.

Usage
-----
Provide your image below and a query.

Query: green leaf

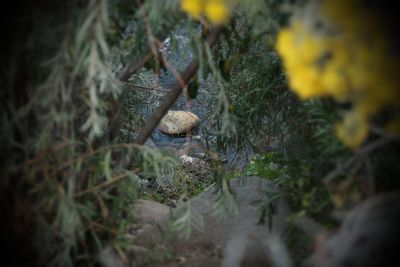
[103,150,112,181]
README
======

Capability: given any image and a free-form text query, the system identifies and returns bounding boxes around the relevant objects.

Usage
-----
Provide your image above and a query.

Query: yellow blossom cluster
[180,0,231,25]
[276,0,400,148]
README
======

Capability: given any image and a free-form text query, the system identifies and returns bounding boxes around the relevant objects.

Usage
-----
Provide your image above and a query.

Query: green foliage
[202,6,295,160]
[258,190,281,230]
[170,203,204,240]
[246,153,288,180]
[0,0,184,266]
[3,0,399,266]
[212,190,239,220]
[243,98,344,224]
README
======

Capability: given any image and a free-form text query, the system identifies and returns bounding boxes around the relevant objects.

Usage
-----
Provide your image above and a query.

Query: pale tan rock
[158,111,199,135]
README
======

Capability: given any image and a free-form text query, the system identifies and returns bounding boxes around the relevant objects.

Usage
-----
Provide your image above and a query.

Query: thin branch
[117,52,153,82]
[6,141,75,174]
[369,124,400,140]
[129,84,210,95]
[362,154,375,196]
[155,39,187,90]
[109,51,154,141]
[128,84,167,92]
[136,0,161,75]
[74,170,138,198]
[138,0,192,112]
[110,1,172,141]
[134,27,223,145]
[356,135,394,155]
[323,156,357,185]
[323,135,396,185]
[59,143,141,170]
[156,38,193,111]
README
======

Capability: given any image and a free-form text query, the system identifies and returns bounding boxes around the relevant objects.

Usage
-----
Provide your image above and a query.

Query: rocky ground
[125,176,292,267]
[101,116,400,267]
[101,175,400,267]
[116,116,296,267]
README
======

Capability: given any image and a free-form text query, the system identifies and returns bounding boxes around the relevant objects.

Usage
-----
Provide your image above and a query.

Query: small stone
[180,154,196,164]
[158,111,199,135]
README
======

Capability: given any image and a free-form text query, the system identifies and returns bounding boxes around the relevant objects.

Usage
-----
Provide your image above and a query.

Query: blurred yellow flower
[276,0,400,149]
[205,0,230,25]
[289,67,324,99]
[276,29,297,68]
[180,0,230,25]
[336,110,369,149]
[320,66,347,100]
[180,0,203,19]
[277,21,330,99]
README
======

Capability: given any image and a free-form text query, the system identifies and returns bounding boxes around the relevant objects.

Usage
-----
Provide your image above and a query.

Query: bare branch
[117,51,153,82]
[134,27,223,145]
[74,170,139,198]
